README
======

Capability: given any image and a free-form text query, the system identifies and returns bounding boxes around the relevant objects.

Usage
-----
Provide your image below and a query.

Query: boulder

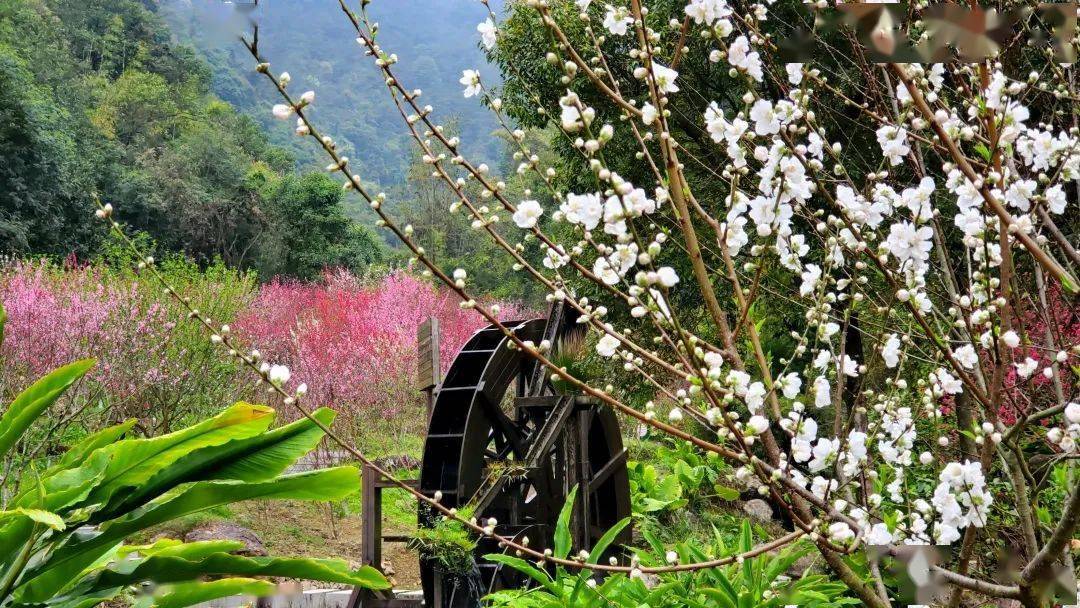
[742,499,774,522]
[184,522,267,556]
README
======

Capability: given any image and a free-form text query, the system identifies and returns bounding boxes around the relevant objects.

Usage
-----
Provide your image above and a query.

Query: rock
[184,522,267,556]
[637,572,661,589]
[742,499,774,522]
[787,553,816,577]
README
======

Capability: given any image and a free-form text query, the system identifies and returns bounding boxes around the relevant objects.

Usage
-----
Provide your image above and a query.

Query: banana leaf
[15,467,360,603]
[0,360,95,460]
[104,408,337,518]
[74,403,276,513]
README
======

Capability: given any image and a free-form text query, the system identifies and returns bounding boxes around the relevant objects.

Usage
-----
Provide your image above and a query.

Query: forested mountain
[0,0,384,277]
[160,0,503,187]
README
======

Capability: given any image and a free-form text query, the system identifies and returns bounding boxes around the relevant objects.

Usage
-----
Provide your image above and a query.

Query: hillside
[0,0,385,274]
[161,0,504,188]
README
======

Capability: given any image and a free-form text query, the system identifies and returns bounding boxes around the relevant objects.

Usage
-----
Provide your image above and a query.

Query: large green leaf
[11,586,125,608]
[15,467,360,602]
[554,485,577,560]
[482,554,558,594]
[1,449,109,562]
[0,359,95,460]
[120,540,246,561]
[82,552,388,591]
[585,517,630,566]
[139,578,276,608]
[44,420,136,478]
[34,451,111,513]
[75,403,275,515]
[0,509,65,531]
[108,408,337,517]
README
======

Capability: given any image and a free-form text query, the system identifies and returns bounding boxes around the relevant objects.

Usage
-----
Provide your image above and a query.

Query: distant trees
[259,172,385,280]
[0,0,383,280]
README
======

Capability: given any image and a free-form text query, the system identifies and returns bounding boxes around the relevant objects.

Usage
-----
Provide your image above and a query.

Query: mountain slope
[161,0,503,188]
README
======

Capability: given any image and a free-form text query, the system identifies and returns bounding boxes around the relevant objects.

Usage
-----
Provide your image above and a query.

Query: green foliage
[0,342,388,607]
[258,173,386,280]
[0,0,381,279]
[487,493,850,608]
[628,461,685,515]
[628,439,735,517]
[409,507,478,575]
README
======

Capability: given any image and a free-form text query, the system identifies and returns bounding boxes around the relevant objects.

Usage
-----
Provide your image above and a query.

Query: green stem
[0,524,38,603]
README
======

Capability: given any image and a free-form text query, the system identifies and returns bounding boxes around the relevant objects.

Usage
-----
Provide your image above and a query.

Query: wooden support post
[576,408,592,552]
[350,469,423,608]
[362,464,383,570]
[418,317,440,421]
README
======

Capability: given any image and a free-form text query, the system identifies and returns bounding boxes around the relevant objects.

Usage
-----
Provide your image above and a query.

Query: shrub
[0,258,255,437]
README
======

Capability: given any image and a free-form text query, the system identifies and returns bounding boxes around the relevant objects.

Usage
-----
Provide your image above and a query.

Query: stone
[637,572,661,589]
[742,499,774,522]
[184,522,267,556]
[787,553,816,577]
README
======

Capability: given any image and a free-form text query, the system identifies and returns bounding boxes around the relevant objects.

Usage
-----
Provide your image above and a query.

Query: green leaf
[145,578,277,608]
[554,486,578,560]
[82,552,388,592]
[108,407,337,517]
[16,467,360,603]
[0,508,65,530]
[483,554,558,594]
[45,420,136,477]
[120,539,246,561]
[763,547,810,585]
[0,359,95,460]
[714,568,739,605]
[714,485,740,501]
[586,518,630,565]
[0,300,7,347]
[973,143,992,162]
[78,403,277,517]
[11,586,126,608]
[33,451,111,513]
[700,588,737,608]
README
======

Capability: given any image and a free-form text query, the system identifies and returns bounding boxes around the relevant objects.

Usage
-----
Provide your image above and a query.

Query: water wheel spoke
[588,448,628,494]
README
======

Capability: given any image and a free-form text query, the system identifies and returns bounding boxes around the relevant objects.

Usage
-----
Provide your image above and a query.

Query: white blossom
[876,125,910,166]
[650,63,680,94]
[459,69,482,97]
[727,35,763,81]
[513,200,544,229]
[596,333,620,357]
[603,5,633,35]
[684,0,731,25]
[477,18,497,50]
[268,364,291,386]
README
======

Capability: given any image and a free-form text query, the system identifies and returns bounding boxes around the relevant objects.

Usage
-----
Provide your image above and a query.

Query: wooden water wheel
[417,304,632,606]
